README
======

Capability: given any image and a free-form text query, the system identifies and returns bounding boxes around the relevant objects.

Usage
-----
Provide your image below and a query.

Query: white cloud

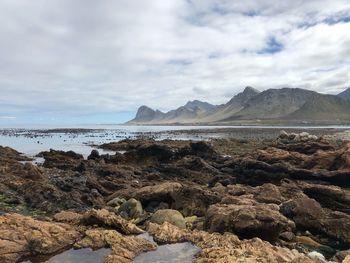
[0,0,349,117]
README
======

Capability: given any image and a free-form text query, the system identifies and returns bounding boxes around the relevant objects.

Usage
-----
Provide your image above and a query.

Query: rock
[295,236,321,248]
[39,149,84,170]
[170,184,222,217]
[88,149,100,160]
[301,183,350,214]
[81,209,144,234]
[107,197,126,207]
[144,201,169,213]
[147,222,313,262]
[53,211,82,224]
[131,182,182,203]
[118,198,143,219]
[300,132,310,141]
[75,229,156,262]
[184,216,198,229]
[0,213,80,262]
[343,255,350,263]
[150,209,186,229]
[279,130,289,139]
[125,143,175,163]
[331,249,350,262]
[279,231,295,242]
[281,196,350,245]
[255,183,283,204]
[307,251,326,262]
[23,162,44,180]
[205,203,293,242]
[188,141,217,159]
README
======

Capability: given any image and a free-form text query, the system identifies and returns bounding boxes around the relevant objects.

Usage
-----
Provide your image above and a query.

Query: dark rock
[205,203,293,243]
[88,149,100,160]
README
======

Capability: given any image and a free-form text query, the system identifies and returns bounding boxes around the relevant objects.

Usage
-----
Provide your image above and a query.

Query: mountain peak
[243,86,260,94]
[128,105,164,123]
[338,87,350,99]
[184,100,215,111]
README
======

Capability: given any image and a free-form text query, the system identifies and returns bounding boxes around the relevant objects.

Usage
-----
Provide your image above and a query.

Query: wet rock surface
[0,213,80,263]
[1,133,350,262]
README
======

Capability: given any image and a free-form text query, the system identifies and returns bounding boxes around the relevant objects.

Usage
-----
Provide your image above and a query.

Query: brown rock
[205,203,293,242]
[0,213,80,262]
[53,211,83,224]
[75,229,156,263]
[255,183,283,204]
[81,209,144,235]
[331,249,350,262]
[281,196,350,244]
[147,222,313,263]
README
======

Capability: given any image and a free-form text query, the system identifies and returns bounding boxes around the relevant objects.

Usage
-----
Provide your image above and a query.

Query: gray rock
[307,251,326,262]
[107,197,126,207]
[118,198,143,219]
[150,209,186,229]
[279,130,289,139]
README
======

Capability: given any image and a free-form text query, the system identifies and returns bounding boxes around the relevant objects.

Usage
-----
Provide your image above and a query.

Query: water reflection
[134,242,200,263]
[22,248,111,263]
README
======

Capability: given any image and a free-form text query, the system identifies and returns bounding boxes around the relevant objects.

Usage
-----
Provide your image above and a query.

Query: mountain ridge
[128,87,350,124]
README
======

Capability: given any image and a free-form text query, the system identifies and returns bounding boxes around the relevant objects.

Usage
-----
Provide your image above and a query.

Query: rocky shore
[1,131,350,262]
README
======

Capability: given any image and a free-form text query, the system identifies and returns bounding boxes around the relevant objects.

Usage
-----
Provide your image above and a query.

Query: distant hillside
[338,87,350,99]
[128,87,350,124]
[226,88,316,120]
[128,100,216,124]
[286,93,350,120]
[199,86,260,122]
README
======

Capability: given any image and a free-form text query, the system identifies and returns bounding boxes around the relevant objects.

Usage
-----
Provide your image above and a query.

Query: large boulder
[281,196,350,245]
[205,203,293,242]
[150,209,186,229]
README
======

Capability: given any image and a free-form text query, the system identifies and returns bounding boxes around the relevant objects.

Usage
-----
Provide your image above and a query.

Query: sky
[0,0,350,125]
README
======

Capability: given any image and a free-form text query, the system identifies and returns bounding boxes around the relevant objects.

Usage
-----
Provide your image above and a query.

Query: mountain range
[127,87,350,125]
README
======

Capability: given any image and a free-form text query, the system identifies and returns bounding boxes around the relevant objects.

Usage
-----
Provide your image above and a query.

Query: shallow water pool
[22,248,111,263]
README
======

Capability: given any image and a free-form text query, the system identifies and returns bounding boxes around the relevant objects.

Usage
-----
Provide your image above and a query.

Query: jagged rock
[124,143,175,163]
[0,213,80,262]
[147,222,313,262]
[75,229,156,263]
[205,203,293,242]
[301,183,350,214]
[150,209,186,229]
[38,149,84,170]
[281,196,350,244]
[129,182,183,203]
[81,209,144,235]
[53,211,83,224]
[23,162,44,180]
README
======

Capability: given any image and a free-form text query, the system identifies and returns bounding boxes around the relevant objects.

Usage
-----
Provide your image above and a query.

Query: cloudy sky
[1,0,350,125]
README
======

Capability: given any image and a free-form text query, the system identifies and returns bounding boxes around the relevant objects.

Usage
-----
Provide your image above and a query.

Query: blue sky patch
[258,37,284,54]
